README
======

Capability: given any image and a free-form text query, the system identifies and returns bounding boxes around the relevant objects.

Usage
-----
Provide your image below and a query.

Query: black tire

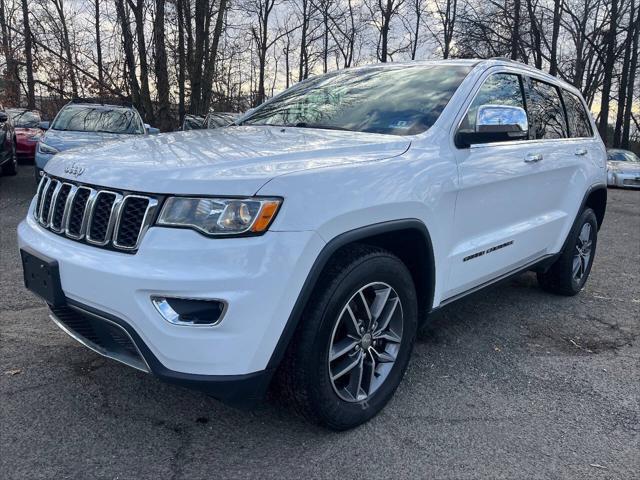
[276,244,418,430]
[537,208,598,296]
[1,142,18,176]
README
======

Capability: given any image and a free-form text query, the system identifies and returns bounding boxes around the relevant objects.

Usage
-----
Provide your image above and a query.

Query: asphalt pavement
[1,166,638,479]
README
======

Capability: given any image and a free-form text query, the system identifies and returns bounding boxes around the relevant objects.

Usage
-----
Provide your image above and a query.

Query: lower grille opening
[50,305,149,372]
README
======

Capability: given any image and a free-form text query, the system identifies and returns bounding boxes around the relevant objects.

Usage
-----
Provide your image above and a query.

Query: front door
[444,71,571,300]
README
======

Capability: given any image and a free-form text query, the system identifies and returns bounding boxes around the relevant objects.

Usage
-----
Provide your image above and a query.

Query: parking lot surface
[1,166,638,479]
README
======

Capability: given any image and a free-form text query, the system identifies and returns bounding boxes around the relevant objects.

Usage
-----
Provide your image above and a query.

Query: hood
[42,129,136,152]
[608,161,640,173]
[44,126,411,196]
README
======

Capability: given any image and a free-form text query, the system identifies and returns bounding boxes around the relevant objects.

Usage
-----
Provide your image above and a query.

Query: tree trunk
[0,0,19,104]
[598,0,619,141]
[202,0,229,112]
[115,0,141,107]
[614,0,635,147]
[188,0,207,114]
[21,0,35,109]
[128,0,154,122]
[621,6,639,149]
[548,0,561,76]
[177,0,186,124]
[53,0,78,97]
[94,0,104,97]
[511,0,521,60]
[298,0,309,81]
[380,2,392,62]
[154,0,171,131]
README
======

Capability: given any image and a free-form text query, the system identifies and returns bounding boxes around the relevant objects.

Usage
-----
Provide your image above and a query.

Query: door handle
[574,148,588,156]
[524,153,543,163]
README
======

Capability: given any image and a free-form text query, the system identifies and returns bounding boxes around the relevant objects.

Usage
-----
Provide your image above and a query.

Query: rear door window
[563,91,593,138]
[528,79,568,139]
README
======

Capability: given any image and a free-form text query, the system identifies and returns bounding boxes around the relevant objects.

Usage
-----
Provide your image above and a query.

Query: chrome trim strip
[151,295,228,327]
[49,183,72,233]
[33,176,47,220]
[37,177,52,224]
[61,185,79,236]
[439,253,554,307]
[113,195,157,250]
[45,181,63,227]
[86,191,122,246]
[49,307,151,373]
[65,187,96,240]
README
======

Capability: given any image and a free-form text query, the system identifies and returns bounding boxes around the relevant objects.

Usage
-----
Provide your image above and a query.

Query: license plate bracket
[21,248,65,306]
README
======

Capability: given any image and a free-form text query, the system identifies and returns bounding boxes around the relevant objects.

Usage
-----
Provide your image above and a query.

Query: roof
[338,58,580,96]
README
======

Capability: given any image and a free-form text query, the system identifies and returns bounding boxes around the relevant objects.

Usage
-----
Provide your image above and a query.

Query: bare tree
[20,0,35,108]
[154,0,172,130]
[94,0,104,97]
[597,0,619,138]
[0,0,20,103]
[366,0,406,62]
[423,0,457,59]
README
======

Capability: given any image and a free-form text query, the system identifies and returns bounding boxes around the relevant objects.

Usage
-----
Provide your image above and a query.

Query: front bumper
[608,171,640,188]
[48,301,274,406]
[18,203,325,381]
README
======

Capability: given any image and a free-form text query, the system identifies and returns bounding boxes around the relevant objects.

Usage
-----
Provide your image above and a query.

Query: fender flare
[266,218,435,370]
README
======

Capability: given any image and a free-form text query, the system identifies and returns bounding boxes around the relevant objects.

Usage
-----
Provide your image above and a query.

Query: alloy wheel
[573,222,593,282]
[328,282,403,402]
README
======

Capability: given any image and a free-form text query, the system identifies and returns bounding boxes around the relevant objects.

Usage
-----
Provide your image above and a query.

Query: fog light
[152,297,226,326]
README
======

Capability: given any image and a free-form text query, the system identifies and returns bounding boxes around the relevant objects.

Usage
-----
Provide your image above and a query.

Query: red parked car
[7,109,43,163]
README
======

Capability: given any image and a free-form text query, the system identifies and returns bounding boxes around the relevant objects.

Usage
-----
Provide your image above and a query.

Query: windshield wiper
[292,122,353,132]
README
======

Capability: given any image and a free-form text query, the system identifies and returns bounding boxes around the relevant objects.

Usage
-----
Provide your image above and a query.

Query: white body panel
[18,59,607,377]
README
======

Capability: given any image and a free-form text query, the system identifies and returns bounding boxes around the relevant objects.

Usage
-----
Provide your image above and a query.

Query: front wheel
[277,245,417,430]
[537,208,598,296]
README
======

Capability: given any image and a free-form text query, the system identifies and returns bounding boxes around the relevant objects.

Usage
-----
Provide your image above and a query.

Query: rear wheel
[277,245,417,430]
[537,208,598,296]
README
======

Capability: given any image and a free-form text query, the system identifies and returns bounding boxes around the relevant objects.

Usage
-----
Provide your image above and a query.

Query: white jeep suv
[18,59,607,430]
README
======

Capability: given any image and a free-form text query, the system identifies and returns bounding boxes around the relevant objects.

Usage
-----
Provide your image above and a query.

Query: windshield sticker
[389,120,411,129]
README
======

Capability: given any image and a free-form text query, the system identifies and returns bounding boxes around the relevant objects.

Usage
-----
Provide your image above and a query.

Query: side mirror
[144,124,160,135]
[456,105,528,147]
[39,121,50,130]
[0,112,8,123]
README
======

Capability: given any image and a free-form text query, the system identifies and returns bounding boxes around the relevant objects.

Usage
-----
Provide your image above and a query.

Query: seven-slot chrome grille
[34,175,158,253]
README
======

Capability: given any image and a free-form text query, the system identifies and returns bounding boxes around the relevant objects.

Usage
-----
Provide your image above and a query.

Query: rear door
[524,78,596,253]
[444,71,576,300]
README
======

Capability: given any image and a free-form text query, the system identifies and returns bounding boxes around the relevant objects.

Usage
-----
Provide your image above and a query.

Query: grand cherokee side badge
[64,163,85,177]
[463,240,514,262]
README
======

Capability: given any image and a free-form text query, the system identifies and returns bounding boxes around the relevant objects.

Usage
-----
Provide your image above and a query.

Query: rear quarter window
[563,91,593,138]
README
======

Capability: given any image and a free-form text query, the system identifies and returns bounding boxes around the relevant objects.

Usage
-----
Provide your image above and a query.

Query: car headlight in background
[37,142,59,155]
[157,197,282,236]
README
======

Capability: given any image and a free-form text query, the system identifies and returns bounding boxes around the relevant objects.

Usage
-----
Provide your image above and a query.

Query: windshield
[240,65,471,135]
[51,105,143,134]
[8,109,41,128]
[608,151,640,162]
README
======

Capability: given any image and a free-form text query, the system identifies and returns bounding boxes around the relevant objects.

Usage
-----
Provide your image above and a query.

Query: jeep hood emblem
[64,163,85,177]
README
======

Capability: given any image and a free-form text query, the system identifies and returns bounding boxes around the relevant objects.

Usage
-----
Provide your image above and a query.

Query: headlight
[38,141,59,155]
[157,197,282,236]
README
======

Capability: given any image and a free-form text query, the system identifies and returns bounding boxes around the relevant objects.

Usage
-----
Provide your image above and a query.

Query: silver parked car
[607,149,640,188]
